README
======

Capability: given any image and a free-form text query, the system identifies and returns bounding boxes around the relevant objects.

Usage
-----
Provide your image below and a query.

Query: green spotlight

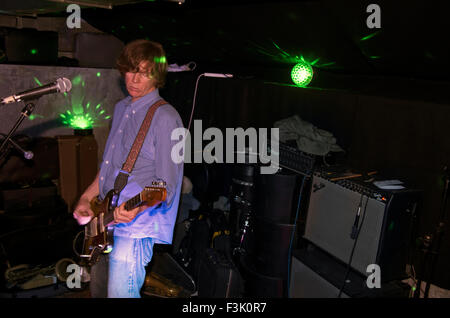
[69,114,94,130]
[72,75,82,86]
[58,74,110,131]
[291,61,313,87]
[154,56,166,63]
[61,111,93,130]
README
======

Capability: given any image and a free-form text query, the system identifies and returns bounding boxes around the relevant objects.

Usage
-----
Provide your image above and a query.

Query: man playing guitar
[73,39,184,298]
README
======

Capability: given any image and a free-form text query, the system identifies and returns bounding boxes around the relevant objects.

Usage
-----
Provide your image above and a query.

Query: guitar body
[80,182,166,266]
[79,190,115,265]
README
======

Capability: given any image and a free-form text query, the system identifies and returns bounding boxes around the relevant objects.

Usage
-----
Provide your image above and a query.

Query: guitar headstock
[142,180,167,205]
[150,180,166,188]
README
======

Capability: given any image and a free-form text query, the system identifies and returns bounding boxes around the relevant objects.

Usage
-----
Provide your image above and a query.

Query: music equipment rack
[268,141,316,178]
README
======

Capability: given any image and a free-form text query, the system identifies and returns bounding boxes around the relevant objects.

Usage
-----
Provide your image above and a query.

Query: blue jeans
[90,236,154,298]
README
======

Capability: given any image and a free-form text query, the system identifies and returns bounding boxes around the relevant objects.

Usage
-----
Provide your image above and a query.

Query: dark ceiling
[2,0,450,92]
[84,0,450,81]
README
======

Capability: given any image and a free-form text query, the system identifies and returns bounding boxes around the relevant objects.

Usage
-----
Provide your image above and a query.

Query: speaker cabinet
[289,249,350,298]
[255,171,300,224]
[238,170,301,297]
[74,33,124,68]
[290,244,410,298]
[4,28,58,64]
[304,174,421,282]
[239,255,286,298]
[57,135,98,212]
[252,217,295,277]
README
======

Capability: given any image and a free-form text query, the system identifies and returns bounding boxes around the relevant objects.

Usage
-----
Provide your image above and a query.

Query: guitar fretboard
[102,192,142,226]
[125,193,142,211]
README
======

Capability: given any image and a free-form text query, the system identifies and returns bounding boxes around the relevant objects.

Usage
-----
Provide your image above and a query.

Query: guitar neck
[125,192,142,211]
[102,192,142,225]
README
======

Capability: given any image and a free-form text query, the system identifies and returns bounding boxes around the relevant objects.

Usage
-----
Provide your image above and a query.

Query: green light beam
[360,31,381,41]
[33,77,42,86]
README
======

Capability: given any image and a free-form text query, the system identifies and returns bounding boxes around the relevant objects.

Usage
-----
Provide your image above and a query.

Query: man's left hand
[113,202,148,224]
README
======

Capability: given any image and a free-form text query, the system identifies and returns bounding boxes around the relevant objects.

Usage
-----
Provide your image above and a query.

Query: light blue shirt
[99,88,184,244]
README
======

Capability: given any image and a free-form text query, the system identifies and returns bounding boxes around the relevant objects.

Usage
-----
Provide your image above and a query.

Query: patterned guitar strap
[112,99,167,203]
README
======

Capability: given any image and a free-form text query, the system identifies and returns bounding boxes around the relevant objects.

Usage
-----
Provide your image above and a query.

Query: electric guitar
[80,181,167,266]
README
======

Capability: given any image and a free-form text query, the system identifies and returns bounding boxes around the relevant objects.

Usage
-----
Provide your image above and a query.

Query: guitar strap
[113,99,167,196]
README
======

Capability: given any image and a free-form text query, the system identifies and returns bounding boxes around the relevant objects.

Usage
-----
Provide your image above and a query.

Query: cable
[337,194,369,298]
[186,73,204,133]
[322,154,331,167]
[72,230,84,258]
[286,174,307,297]
[186,72,233,133]
[409,264,426,297]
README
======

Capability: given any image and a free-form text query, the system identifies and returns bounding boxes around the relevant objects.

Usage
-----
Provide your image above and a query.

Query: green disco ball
[291,61,313,87]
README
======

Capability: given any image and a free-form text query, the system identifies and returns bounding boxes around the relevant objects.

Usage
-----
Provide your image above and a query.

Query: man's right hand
[73,197,94,225]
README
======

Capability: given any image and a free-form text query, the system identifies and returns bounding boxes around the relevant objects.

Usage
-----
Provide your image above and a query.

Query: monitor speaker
[303,174,421,282]
[57,135,98,212]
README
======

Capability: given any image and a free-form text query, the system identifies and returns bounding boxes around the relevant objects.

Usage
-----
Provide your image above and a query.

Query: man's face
[125,61,156,102]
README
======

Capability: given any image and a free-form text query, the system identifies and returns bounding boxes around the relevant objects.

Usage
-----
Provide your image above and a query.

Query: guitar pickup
[87,217,98,237]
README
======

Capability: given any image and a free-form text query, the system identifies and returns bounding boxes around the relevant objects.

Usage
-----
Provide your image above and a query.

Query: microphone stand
[414,166,449,298]
[0,101,36,158]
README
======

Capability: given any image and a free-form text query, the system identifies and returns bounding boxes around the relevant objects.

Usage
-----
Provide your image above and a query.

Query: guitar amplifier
[303,172,421,282]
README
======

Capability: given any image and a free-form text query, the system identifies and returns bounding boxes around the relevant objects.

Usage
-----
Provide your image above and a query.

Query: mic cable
[338,194,369,298]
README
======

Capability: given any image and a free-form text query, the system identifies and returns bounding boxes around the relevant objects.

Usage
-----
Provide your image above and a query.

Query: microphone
[0,134,34,160]
[350,196,364,240]
[1,77,72,105]
[10,139,34,160]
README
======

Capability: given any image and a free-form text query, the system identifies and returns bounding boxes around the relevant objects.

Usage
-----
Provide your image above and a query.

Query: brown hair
[116,39,168,88]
